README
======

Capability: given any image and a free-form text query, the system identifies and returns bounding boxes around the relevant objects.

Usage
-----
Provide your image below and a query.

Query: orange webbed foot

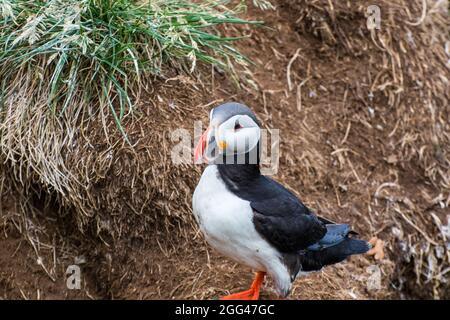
[367,236,385,260]
[220,271,265,300]
[220,288,259,300]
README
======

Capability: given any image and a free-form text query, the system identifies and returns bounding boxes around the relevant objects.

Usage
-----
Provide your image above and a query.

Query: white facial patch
[216,115,260,156]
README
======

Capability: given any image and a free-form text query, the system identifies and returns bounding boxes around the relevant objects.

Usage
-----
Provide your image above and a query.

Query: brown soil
[1,0,448,300]
[0,197,388,300]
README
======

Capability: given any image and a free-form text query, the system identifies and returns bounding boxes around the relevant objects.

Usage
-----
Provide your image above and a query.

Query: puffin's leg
[220,271,266,300]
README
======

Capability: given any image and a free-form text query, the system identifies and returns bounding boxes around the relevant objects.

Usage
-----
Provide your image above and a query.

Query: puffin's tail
[299,224,371,272]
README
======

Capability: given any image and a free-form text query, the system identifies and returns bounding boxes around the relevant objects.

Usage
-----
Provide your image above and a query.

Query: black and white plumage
[192,102,370,298]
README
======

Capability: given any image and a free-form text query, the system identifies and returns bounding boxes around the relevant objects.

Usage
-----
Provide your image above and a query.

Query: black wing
[216,165,327,253]
[249,176,326,253]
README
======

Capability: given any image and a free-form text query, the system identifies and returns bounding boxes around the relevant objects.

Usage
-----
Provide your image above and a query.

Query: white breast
[192,165,292,296]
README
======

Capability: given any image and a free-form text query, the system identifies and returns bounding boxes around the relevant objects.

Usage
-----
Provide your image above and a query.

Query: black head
[194,102,261,165]
[210,102,260,127]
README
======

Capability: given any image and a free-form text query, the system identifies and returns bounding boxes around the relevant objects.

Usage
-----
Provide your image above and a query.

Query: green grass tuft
[0,0,259,140]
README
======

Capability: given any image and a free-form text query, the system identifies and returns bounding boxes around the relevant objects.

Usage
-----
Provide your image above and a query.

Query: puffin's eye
[234,120,242,131]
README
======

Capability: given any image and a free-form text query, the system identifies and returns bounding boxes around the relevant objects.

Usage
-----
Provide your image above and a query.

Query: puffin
[192,102,372,300]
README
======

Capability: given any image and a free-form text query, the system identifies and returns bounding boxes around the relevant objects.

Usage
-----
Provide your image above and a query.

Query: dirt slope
[1,0,448,299]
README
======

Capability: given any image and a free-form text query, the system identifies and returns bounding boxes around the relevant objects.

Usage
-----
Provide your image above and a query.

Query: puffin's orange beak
[194,126,210,163]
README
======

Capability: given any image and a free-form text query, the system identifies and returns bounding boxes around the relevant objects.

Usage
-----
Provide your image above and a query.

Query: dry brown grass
[278,0,450,298]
